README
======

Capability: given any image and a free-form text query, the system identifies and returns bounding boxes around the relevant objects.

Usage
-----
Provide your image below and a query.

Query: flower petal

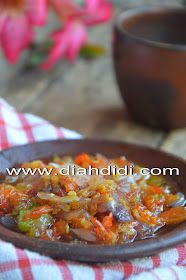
[49,0,83,21]
[26,0,47,26]
[66,21,87,62]
[0,15,33,64]
[41,20,87,70]
[41,29,68,70]
[83,0,112,26]
[0,14,6,35]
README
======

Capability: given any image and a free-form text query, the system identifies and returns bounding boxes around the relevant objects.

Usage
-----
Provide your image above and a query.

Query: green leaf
[30,39,53,52]
[26,39,53,68]
[29,53,47,67]
[80,43,106,59]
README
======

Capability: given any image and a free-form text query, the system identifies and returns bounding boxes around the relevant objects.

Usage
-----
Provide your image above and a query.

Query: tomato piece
[0,185,29,213]
[53,220,69,238]
[112,157,128,167]
[102,212,113,229]
[91,217,116,244]
[132,203,163,228]
[23,205,53,220]
[59,175,78,192]
[75,153,102,168]
[159,206,186,225]
[146,185,165,195]
[143,194,165,215]
[75,153,92,168]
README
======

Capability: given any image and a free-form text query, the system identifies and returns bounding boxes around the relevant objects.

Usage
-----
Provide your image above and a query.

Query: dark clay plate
[0,139,186,262]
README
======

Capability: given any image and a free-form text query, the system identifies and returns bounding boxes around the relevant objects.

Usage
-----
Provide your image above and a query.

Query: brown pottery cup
[113,6,186,129]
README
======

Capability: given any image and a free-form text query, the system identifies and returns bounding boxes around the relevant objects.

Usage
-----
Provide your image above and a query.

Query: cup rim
[114,5,186,52]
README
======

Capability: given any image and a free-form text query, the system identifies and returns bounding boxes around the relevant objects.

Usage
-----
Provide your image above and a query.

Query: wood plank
[0,53,25,91]
[1,63,69,110]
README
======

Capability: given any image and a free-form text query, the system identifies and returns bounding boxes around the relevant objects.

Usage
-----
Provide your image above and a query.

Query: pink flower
[0,0,47,63]
[48,0,82,20]
[42,0,112,69]
[49,0,112,24]
[41,20,87,70]
[83,0,113,26]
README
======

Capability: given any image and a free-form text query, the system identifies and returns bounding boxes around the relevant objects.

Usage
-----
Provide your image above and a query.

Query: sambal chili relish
[0,153,186,245]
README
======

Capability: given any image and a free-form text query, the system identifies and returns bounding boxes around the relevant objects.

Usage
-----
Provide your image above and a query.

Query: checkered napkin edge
[0,98,186,280]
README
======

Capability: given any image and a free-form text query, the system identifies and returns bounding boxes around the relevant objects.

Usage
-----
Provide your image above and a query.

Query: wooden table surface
[0,4,185,160]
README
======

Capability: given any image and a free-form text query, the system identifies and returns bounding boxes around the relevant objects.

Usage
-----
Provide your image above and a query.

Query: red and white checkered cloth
[0,98,186,280]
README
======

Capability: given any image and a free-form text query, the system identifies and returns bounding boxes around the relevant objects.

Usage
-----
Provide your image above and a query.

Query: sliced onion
[167,192,186,207]
[49,162,62,169]
[71,228,96,242]
[72,175,91,189]
[103,196,133,222]
[112,204,133,222]
[37,192,79,203]
[62,209,84,220]
[101,200,117,213]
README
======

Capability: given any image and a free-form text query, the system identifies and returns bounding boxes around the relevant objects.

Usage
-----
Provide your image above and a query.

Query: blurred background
[0,0,186,160]
[113,0,183,7]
